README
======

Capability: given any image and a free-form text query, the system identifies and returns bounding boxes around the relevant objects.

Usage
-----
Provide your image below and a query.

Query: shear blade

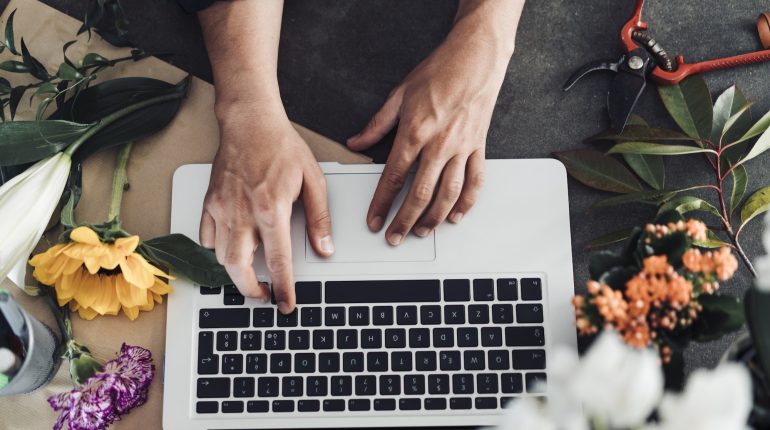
[608,71,646,133]
[562,58,622,92]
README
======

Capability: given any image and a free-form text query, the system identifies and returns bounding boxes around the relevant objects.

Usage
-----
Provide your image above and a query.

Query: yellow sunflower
[29,226,173,320]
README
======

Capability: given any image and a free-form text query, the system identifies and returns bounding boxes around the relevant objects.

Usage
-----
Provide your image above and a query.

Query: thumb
[347,90,402,152]
[303,169,334,257]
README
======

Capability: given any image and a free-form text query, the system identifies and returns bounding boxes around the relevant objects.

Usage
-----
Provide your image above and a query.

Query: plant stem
[107,143,133,225]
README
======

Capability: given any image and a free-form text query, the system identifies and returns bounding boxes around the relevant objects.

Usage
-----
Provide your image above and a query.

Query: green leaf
[0,60,29,73]
[62,40,78,68]
[622,153,664,190]
[657,195,722,219]
[9,85,26,119]
[585,227,636,249]
[57,62,83,80]
[553,149,642,193]
[588,125,699,143]
[33,82,57,96]
[647,231,689,267]
[81,52,110,68]
[4,9,17,55]
[139,234,232,287]
[693,230,731,249]
[588,250,631,280]
[592,188,683,209]
[729,164,748,216]
[740,186,770,228]
[746,288,770,386]
[712,86,752,144]
[0,120,92,166]
[737,123,770,166]
[658,75,713,140]
[0,77,10,94]
[608,142,715,156]
[20,39,50,81]
[692,294,744,342]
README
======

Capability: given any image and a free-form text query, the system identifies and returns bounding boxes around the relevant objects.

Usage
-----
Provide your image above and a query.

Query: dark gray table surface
[6,0,770,374]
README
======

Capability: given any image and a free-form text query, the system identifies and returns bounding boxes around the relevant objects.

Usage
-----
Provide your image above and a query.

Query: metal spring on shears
[632,30,677,71]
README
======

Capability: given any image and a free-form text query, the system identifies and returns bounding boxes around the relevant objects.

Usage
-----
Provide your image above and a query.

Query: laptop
[163,160,577,429]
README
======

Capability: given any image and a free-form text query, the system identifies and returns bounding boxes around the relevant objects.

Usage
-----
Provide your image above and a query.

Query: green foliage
[553,149,642,193]
[658,75,713,140]
[139,234,232,287]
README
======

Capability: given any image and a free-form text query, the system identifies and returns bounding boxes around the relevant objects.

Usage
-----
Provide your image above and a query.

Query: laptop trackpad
[305,173,436,263]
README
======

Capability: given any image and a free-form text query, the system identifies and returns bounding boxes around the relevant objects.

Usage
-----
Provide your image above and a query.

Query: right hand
[200,105,334,314]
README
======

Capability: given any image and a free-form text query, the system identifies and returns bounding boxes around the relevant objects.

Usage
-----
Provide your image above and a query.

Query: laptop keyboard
[194,276,547,416]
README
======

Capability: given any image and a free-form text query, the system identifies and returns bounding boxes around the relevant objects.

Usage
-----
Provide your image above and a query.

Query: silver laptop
[163,160,577,429]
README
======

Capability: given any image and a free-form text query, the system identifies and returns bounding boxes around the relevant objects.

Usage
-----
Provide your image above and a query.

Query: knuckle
[470,171,486,189]
[405,123,429,145]
[444,179,464,199]
[266,254,291,274]
[383,170,407,191]
[310,209,332,229]
[412,182,434,205]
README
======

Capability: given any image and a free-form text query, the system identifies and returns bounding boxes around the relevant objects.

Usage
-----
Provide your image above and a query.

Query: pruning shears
[564,0,770,133]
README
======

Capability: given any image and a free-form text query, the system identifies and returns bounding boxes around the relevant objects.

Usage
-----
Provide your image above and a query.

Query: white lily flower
[0,152,71,287]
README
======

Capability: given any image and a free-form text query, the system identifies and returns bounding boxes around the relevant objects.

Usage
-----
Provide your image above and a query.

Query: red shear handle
[620,0,648,52]
[652,50,770,85]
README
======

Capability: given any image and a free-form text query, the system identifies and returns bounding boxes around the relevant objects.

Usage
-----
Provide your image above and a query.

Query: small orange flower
[622,318,652,348]
[643,255,671,275]
[593,284,628,325]
[682,249,702,272]
[685,219,708,242]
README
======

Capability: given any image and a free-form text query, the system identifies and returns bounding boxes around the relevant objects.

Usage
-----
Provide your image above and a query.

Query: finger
[449,149,485,223]
[214,221,230,265]
[303,169,335,257]
[414,155,466,234]
[199,210,216,248]
[385,156,445,246]
[258,203,295,314]
[346,91,403,152]
[223,228,269,300]
[366,132,419,233]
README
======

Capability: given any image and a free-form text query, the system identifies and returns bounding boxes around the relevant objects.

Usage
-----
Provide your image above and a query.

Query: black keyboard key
[197,378,230,398]
[313,329,334,349]
[223,284,240,295]
[301,307,322,327]
[343,352,364,372]
[273,400,294,412]
[240,331,261,350]
[497,278,518,301]
[513,349,546,369]
[391,351,412,371]
[200,286,221,295]
[404,374,425,395]
[196,401,217,413]
[492,304,514,324]
[331,375,352,396]
[452,374,474,394]
[477,373,498,394]
[277,309,298,327]
[323,399,345,412]
[245,353,267,374]
[396,306,418,325]
[289,330,310,350]
[443,279,470,301]
[450,397,472,410]
[374,398,396,411]
[526,373,547,393]
[380,375,401,395]
[258,377,279,397]
[444,305,465,324]
[501,373,523,393]
[295,281,321,304]
[373,306,394,325]
[475,397,497,410]
[199,308,249,328]
[367,352,388,372]
[198,354,218,375]
[409,328,430,348]
[282,376,303,397]
[457,327,478,347]
[222,354,243,374]
[488,350,511,370]
[433,328,454,347]
[326,280,440,303]
[468,305,489,324]
[233,377,255,397]
[253,308,275,327]
[224,294,245,306]
[385,328,406,348]
[247,400,269,412]
[349,399,371,411]
[319,352,340,372]
[420,305,441,325]
[264,330,285,350]
[198,331,214,354]
[521,278,542,300]
[298,399,320,412]
[222,400,244,413]
[429,374,450,394]
[337,329,358,349]
[325,307,346,326]
[415,351,437,371]
[361,329,382,348]
[294,353,316,373]
[216,331,237,351]
[501,397,514,408]
[506,326,545,346]
[355,375,376,396]
[517,303,544,323]
[270,353,291,373]
[425,398,446,410]
[349,306,369,325]
[399,398,421,410]
[440,351,461,370]
[473,279,495,301]
[307,376,328,396]
[481,327,503,347]
[464,350,485,370]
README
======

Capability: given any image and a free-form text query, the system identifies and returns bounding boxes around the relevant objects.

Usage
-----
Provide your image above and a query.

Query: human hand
[200,106,334,314]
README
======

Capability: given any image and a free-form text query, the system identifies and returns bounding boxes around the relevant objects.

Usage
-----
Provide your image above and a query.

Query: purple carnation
[48,344,155,430]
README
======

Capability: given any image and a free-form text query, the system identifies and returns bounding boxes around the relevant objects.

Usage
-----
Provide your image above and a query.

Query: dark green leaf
[653,210,685,225]
[62,40,78,68]
[20,39,50,81]
[599,266,638,291]
[692,294,744,342]
[0,120,91,166]
[740,186,770,228]
[553,149,642,193]
[33,82,57,96]
[657,195,722,219]
[647,231,689,267]
[693,230,730,249]
[608,142,715,156]
[81,52,110,68]
[0,77,10,94]
[139,234,231,287]
[658,75,713,139]
[585,227,635,249]
[589,250,632,280]
[712,86,752,144]
[96,29,132,47]
[623,153,664,190]
[587,125,698,143]
[738,123,770,166]
[592,188,685,209]
[729,164,748,216]
[78,0,106,38]
[0,60,29,73]
[746,288,770,385]
[4,9,17,55]
[57,62,83,80]
[9,85,26,119]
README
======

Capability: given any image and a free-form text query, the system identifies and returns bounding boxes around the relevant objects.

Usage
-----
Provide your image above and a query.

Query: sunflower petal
[72,273,100,309]
[120,254,155,289]
[122,305,139,321]
[70,227,101,245]
[114,236,140,255]
[76,306,98,320]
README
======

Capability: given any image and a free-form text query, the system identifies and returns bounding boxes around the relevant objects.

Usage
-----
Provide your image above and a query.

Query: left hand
[347,29,512,246]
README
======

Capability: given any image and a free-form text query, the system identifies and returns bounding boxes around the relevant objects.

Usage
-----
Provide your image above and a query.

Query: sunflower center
[97,267,122,276]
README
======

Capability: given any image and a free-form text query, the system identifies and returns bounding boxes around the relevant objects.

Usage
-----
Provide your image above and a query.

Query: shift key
[199,308,250,328]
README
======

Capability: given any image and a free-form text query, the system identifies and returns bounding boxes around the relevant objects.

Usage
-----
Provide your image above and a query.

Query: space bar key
[325,280,441,303]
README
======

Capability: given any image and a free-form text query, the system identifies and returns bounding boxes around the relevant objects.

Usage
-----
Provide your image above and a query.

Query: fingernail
[370,216,384,231]
[450,212,464,223]
[415,226,430,237]
[387,232,403,246]
[319,235,335,254]
[278,301,292,314]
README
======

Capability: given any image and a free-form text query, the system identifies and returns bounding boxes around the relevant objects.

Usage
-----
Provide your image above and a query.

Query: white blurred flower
[0,153,71,288]
[757,212,770,291]
[500,397,557,430]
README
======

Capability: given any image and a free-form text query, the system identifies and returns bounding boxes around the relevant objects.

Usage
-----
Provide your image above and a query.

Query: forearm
[198,0,286,120]
[453,0,525,66]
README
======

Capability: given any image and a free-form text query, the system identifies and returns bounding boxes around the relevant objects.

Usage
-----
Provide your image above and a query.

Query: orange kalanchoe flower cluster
[644,219,708,242]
